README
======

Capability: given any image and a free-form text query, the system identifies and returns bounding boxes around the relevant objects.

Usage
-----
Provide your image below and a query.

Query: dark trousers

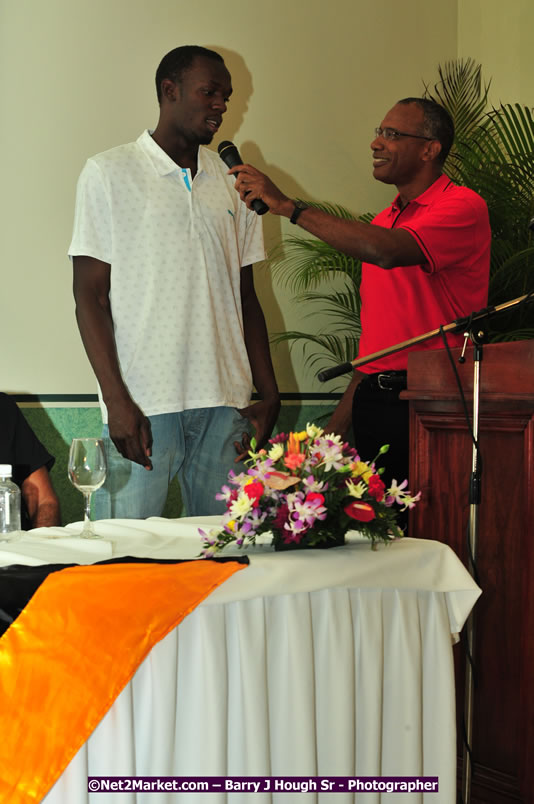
[352,371,409,528]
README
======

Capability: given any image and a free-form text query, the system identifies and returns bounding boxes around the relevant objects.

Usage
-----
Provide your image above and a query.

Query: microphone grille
[217,140,234,155]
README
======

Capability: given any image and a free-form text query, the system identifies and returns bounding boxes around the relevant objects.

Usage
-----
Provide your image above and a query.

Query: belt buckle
[377,373,391,391]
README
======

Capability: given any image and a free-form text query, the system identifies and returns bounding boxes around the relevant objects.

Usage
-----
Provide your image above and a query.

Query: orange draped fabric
[0,560,246,803]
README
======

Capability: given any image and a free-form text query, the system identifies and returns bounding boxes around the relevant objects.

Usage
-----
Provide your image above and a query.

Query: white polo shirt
[69,131,266,422]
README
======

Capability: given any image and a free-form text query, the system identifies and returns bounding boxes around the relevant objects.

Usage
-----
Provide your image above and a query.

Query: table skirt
[45,584,456,803]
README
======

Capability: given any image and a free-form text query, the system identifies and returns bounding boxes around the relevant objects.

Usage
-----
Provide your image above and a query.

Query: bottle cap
[0,464,13,477]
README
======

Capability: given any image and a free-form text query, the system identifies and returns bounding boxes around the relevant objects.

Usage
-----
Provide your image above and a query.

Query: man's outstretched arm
[229,164,425,269]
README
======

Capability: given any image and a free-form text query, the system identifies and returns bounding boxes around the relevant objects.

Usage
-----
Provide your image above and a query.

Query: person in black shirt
[0,394,60,528]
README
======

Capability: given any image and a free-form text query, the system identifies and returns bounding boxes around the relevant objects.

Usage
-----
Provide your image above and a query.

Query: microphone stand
[317,292,533,383]
[318,292,534,804]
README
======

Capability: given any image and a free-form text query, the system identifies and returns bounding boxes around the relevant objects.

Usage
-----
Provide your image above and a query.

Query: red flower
[244,481,264,506]
[284,452,306,470]
[367,475,385,502]
[306,492,325,506]
[269,432,287,444]
[344,501,376,522]
[282,530,304,545]
[272,503,290,532]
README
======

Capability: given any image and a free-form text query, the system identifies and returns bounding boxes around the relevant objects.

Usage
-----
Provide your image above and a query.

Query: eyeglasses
[374,127,434,142]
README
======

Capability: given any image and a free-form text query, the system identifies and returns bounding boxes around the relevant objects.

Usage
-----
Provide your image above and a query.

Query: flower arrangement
[199,424,420,556]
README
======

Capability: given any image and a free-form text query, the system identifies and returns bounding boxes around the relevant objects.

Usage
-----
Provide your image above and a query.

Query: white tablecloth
[1,519,481,803]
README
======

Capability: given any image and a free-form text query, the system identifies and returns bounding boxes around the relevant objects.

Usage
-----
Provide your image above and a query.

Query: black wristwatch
[290,200,309,224]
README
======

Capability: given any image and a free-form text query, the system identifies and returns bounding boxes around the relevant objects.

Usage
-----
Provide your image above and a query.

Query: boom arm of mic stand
[317,323,454,382]
[317,293,533,382]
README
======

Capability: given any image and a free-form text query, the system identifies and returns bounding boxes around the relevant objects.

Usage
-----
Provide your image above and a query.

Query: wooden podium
[404,340,534,804]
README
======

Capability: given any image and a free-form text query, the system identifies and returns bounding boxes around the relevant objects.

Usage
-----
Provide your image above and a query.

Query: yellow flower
[268,443,284,461]
[346,479,366,499]
[294,431,308,442]
[230,493,253,517]
[306,422,324,439]
[351,461,373,483]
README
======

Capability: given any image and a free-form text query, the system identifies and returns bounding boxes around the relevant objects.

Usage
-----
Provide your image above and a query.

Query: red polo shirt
[357,174,491,372]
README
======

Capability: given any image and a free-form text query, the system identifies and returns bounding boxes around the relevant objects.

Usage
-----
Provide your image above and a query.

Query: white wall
[1,0,460,395]
[458,0,534,107]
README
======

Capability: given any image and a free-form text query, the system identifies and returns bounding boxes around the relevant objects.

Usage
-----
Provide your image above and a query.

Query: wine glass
[68,438,107,538]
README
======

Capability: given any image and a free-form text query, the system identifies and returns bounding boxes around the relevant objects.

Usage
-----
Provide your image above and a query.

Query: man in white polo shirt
[69,46,280,518]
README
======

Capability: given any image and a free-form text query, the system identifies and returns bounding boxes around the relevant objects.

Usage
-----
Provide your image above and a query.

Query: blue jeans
[93,407,250,519]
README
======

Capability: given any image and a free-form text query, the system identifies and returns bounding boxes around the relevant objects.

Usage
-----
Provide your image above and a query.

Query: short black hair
[397,97,455,165]
[155,46,224,103]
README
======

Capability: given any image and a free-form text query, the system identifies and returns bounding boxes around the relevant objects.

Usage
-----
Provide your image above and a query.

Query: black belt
[361,370,407,392]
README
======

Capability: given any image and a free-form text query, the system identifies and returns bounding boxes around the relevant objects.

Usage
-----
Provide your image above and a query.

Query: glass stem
[83,492,93,533]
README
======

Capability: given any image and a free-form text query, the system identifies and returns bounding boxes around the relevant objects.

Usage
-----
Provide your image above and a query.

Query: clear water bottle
[0,464,22,538]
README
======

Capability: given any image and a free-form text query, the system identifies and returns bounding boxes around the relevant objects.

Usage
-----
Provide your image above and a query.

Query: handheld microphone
[218,141,269,215]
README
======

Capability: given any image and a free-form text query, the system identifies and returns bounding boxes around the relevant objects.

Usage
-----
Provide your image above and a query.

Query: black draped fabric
[0,555,249,637]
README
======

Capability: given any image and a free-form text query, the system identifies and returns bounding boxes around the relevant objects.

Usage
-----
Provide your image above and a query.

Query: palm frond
[301,200,359,220]
[489,327,534,342]
[423,59,491,182]
[489,103,534,157]
[296,289,362,327]
[269,204,371,292]
[271,330,358,364]
[270,237,361,291]
[425,59,489,130]
[271,332,358,391]
[489,246,534,288]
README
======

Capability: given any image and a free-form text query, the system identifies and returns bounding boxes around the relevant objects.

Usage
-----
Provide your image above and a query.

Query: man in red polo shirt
[228,98,491,491]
